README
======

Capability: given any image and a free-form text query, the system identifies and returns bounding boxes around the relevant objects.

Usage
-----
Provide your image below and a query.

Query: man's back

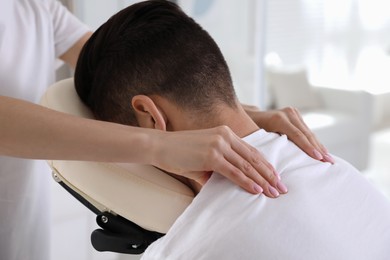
[142,129,390,260]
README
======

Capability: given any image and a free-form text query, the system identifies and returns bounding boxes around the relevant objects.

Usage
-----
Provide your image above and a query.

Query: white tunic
[0,1,89,259]
[142,129,390,260]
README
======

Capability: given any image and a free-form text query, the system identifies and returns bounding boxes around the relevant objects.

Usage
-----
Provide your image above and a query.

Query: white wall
[265,0,390,92]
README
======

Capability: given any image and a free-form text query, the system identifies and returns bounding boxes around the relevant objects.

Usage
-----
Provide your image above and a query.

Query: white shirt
[142,129,390,260]
[0,1,89,259]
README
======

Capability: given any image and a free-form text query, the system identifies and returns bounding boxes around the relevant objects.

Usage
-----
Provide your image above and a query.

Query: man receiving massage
[74,1,390,259]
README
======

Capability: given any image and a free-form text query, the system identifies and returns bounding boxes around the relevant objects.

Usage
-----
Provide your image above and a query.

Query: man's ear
[131,95,167,131]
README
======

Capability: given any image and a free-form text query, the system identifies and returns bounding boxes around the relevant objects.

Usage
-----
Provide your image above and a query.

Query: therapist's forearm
[0,96,151,162]
[0,96,279,195]
[60,31,93,68]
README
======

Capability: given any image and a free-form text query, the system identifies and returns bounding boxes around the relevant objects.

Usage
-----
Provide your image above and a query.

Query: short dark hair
[75,0,237,126]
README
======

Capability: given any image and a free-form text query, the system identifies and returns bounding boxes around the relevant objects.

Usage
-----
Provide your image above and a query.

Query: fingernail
[324,153,335,164]
[276,181,288,193]
[254,184,263,194]
[313,149,323,160]
[268,186,280,197]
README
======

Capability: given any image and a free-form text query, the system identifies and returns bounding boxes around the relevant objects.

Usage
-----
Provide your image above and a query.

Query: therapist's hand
[244,105,334,164]
[151,126,284,197]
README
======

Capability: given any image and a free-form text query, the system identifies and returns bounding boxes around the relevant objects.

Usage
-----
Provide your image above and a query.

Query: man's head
[75,0,238,131]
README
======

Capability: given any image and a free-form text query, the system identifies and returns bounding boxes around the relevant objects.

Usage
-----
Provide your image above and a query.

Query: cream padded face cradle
[40,78,194,233]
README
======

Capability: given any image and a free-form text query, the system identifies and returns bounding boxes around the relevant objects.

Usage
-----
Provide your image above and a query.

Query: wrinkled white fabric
[0,1,89,259]
[142,129,390,260]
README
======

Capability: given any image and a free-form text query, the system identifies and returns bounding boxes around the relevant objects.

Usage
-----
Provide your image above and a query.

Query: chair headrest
[41,78,194,233]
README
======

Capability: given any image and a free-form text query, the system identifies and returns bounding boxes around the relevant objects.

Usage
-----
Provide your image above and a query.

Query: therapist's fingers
[280,107,334,164]
[254,107,334,164]
[217,140,287,198]
[194,126,287,197]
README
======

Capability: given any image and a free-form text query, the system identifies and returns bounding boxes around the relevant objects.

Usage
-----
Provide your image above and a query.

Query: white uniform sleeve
[47,0,90,58]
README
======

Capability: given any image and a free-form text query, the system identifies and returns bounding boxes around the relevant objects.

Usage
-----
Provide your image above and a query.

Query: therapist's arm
[0,96,269,194]
[59,31,93,68]
[0,96,148,161]
[243,104,334,163]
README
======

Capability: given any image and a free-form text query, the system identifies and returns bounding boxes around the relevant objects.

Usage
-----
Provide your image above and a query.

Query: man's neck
[154,96,260,137]
[180,102,260,138]
[215,104,260,138]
